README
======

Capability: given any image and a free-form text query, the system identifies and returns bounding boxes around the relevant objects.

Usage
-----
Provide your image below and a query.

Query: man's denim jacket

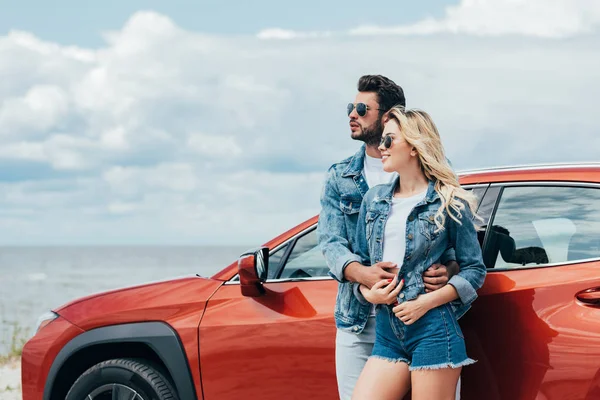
[354,176,487,319]
[316,145,455,333]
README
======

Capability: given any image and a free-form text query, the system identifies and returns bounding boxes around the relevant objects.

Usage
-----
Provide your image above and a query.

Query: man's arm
[316,168,395,286]
[316,167,364,283]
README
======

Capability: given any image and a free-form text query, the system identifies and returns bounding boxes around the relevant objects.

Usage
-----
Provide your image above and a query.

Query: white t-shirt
[382,190,428,268]
[363,153,396,188]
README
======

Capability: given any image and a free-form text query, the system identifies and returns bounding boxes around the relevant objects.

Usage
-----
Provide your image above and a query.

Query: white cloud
[0,85,69,137]
[0,9,599,245]
[349,0,600,38]
[256,28,332,40]
[0,142,46,161]
[103,163,198,193]
[262,1,600,39]
[7,30,96,62]
[187,133,242,157]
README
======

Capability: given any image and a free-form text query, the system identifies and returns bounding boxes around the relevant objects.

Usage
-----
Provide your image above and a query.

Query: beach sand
[0,358,22,400]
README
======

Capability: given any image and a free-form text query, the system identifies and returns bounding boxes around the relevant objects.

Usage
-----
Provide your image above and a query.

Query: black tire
[65,358,179,400]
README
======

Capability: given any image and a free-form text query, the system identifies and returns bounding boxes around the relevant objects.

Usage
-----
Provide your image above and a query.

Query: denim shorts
[371,304,476,371]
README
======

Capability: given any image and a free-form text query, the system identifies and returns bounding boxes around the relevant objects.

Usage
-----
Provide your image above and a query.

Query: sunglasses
[380,134,394,149]
[347,102,383,117]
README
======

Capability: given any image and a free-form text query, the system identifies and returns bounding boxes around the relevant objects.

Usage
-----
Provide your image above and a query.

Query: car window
[483,185,600,269]
[267,244,289,279]
[473,186,500,247]
[276,229,330,280]
[470,186,488,209]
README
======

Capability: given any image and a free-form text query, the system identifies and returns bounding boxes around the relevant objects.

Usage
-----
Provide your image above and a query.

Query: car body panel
[460,261,600,400]
[50,277,222,400]
[199,279,338,400]
[21,317,84,400]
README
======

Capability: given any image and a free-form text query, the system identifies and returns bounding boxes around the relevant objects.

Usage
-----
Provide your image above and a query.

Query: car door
[199,226,339,400]
[461,183,600,400]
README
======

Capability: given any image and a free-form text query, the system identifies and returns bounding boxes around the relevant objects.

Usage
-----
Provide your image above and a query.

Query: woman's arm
[445,200,487,305]
[393,200,487,324]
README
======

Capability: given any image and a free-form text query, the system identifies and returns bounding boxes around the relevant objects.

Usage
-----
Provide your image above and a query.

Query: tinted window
[483,186,600,269]
[267,244,289,279]
[476,186,500,227]
[470,186,488,209]
[474,186,500,247]
[277,229,330,279]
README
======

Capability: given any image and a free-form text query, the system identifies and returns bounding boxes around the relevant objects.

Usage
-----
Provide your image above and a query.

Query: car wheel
[65,358,179,400]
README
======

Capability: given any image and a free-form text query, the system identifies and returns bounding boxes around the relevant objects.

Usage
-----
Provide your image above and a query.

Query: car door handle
[576,288,600,305]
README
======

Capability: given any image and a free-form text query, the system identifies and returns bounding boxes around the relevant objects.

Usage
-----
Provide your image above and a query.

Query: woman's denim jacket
[354,176,487,319]
[317,145,456,334]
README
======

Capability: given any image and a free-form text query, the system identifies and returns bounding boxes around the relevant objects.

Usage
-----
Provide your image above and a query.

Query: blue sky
[0,0,455,46]
[0,1,599,245]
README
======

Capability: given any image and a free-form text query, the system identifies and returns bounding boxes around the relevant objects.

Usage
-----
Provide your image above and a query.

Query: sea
[0,245,250,356]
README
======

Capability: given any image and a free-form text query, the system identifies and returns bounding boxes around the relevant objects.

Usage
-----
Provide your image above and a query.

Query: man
[316,75,460,399]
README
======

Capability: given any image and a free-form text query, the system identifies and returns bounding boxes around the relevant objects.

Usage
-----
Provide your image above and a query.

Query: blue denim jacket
[354,176,487,319]
[317,145,456,333]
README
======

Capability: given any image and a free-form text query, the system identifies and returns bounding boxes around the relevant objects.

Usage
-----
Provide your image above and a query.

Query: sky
[0,0,599,246]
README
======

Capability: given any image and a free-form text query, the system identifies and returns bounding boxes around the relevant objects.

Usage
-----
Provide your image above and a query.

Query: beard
[351,118,383,147]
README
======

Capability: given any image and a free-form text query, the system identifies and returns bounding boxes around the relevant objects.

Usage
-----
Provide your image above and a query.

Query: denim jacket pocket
[418,212,441,241]
[340,196,361,215]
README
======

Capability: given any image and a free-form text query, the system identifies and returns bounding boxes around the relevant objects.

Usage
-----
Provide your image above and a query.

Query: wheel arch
[44,321,197,400]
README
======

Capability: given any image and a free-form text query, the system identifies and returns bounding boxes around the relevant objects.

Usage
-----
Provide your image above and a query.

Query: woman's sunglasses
[380,134,394,149]
[347,102,383,117]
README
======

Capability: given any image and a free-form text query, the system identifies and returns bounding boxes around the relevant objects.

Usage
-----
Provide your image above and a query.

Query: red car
[21,163,600,400]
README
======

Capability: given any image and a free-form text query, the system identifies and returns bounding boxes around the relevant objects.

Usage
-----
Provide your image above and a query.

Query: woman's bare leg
[352,357,411,400]
[411,367,461,400]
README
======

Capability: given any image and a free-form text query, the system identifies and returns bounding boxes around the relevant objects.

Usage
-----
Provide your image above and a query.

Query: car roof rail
[457,161,600,175]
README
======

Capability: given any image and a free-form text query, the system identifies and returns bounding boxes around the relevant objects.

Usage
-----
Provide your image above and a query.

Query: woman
[351,106,487,400]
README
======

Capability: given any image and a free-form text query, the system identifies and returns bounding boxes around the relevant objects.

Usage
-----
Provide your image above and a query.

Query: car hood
[55,275,223,331]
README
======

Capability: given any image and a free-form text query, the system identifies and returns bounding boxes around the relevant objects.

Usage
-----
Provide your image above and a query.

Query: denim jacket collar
[341,144,366,178]
[373,175,440,205]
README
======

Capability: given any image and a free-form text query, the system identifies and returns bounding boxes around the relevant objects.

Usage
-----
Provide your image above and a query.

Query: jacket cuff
[352,283,370,305]
[330,254,362,283]
[448,275,477,305]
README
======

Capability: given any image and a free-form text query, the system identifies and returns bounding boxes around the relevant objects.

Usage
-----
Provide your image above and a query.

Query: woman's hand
[392,294,433,325]
[359,275,404,305]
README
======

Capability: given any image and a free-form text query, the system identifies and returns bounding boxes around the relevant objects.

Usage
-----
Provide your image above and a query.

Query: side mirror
[238,247,269,297]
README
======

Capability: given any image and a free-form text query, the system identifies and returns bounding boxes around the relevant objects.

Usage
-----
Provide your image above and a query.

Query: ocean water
[0,246,249,356]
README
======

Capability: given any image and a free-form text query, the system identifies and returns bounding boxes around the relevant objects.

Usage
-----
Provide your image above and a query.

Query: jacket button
[407,234,413,240]
[429,215,434,221]
[399,293,405,299]
[353,326,359,332]
[408,215,414,221]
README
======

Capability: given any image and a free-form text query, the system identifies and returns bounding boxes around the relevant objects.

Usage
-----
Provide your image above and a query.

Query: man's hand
[423,263,449,293]
[345,261,397,289]
[423,260,460,292]
[359,275,404,305]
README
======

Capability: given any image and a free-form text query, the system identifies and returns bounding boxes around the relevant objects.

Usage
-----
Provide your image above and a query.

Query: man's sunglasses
[380,134,394,149]
[347,102,383,117]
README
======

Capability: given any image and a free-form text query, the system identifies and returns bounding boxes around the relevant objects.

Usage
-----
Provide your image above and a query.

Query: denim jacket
[354,176,487,319]
[317,145,456,333]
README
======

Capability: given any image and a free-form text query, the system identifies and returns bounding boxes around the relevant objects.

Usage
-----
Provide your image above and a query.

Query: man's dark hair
[357,75,406,116]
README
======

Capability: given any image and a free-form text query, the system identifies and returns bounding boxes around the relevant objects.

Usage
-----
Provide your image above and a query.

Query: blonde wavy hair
[383,106,481,231]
